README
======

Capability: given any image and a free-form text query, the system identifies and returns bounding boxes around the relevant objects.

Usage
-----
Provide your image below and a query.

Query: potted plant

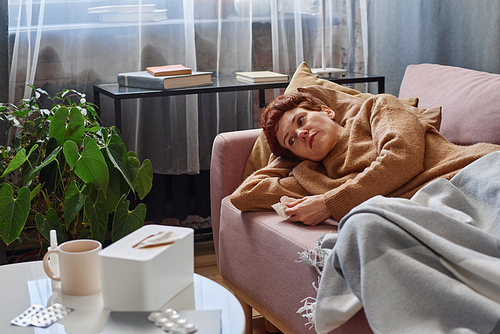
[0,85,153,255]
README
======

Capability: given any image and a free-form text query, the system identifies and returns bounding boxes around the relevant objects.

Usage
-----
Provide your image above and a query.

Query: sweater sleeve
[230,157,311,211]
[324,94,427,220]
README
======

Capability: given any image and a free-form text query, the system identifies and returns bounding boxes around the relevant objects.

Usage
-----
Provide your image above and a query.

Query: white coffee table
[0,261,245,334]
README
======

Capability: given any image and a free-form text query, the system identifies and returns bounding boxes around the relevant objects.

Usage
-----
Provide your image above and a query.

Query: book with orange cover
[146,64,192,77]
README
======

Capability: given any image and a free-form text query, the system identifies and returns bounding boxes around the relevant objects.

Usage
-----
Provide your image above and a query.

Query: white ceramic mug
[43,239,102,296]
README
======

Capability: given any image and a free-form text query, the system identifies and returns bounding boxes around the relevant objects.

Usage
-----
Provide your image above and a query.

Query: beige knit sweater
[230,94,500,221]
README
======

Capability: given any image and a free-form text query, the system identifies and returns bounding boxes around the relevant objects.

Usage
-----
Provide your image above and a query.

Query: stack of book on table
[235,71,289,83]
[117,64,212,90]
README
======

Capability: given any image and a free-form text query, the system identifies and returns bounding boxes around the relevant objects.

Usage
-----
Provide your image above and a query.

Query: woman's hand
[285,194,331,226]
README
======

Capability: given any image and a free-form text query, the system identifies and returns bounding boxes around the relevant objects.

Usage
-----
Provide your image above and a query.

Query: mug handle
[43,249,61,281]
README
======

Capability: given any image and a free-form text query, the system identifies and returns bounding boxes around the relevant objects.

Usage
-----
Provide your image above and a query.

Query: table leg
[93,88,101,121]
[114,99,122,132]
[378,77,385,94]
[259,89,266,108]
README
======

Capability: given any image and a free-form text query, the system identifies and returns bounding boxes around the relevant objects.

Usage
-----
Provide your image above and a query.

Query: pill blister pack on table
[148,308,197,333]
[11,303,74,328]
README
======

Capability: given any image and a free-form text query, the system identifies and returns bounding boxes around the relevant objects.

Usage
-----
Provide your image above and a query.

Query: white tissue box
[99,225,194,311]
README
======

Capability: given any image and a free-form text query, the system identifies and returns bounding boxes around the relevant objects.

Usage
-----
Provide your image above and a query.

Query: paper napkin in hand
[271,196,298,219]
[133,231,181,249]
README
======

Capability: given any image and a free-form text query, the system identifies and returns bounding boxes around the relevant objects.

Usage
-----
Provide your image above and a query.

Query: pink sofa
[210,64,500,333]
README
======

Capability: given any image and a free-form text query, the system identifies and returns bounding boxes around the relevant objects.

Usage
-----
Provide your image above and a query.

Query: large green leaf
[65,107,85,145]
[64,181,88,226]
[86,125,101,133]
[27,146,62,186]
[37,137,61,192]
[84,189,108,244]
[105,167,129,215]
[35,208,64,244]
[133,159,153,200]
[0,185,31,244]
[49,107,69,146]
[4,145,39,178]
[49,107,85,146]
[63,136,109,193]
[38,161,58,193]
[30,184,42,201]
[112,194,146,242]
[46,134,59,156]
[63,140,79,168]
[127,152,141,181]
[27,144,39,161]
[104,128,135,193]
[2,148,26,178]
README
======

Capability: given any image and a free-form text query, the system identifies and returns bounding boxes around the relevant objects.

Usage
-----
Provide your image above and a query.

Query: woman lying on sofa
[230,89,500,333]
[230,90,500,225]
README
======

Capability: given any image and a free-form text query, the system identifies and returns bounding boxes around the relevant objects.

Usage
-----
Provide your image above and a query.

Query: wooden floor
[194,240,280,334]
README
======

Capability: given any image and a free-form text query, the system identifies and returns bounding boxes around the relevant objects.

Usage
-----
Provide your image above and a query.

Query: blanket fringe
[296,234,328,277]
[296,234,329,329]
[297,295,317,330]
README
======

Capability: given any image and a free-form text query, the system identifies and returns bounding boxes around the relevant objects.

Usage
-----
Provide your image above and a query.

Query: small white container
[99,225,194,311]
[48,230,60,290]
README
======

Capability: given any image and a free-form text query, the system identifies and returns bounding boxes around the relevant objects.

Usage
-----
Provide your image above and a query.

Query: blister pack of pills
[148,308,197,333]
[11,303,74,328]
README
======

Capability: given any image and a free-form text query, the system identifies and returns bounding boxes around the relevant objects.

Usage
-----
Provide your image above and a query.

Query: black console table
[93,72,385,131]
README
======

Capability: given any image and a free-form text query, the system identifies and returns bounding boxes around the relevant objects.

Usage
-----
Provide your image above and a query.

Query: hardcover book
[146,64,192,77]
[235,71,289,83]
[117,71,212,90]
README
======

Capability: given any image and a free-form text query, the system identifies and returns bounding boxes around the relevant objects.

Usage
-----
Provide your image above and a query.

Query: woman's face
[275,106,342,161]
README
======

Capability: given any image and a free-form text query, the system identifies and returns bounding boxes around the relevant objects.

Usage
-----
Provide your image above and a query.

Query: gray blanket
[308,151,500,334]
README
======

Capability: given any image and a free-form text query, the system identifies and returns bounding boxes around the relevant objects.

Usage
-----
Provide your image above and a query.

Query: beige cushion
[284,62,366,95]
[243,130,273,180]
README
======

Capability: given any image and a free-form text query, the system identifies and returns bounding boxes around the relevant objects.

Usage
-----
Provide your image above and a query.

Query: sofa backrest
[399,63,500,145]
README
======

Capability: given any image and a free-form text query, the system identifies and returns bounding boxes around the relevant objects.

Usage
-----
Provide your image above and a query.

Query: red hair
[261,91,325,158]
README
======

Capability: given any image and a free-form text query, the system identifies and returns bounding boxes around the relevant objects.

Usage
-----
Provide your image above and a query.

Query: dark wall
[367,0,500,95]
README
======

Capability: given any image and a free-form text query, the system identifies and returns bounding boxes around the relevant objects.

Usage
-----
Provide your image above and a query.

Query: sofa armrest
[210,128,261,260]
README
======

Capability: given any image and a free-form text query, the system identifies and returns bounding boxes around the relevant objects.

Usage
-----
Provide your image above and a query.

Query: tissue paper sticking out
[133,231,181,249]
[271,196,298,219]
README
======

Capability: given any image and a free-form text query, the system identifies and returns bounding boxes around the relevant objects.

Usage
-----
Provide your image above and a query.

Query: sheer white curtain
[7,0,365,175]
